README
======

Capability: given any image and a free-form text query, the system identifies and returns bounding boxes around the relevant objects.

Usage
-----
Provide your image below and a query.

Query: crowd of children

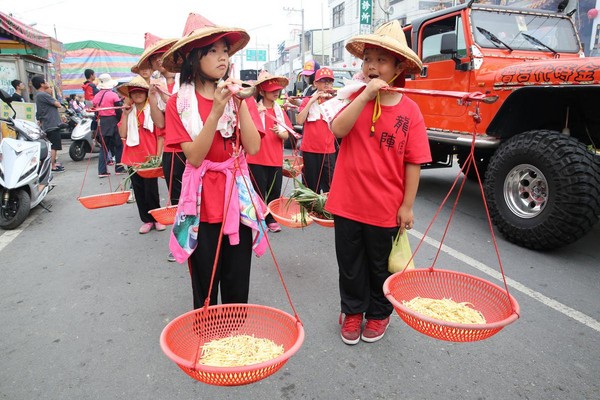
[76,14,430,345]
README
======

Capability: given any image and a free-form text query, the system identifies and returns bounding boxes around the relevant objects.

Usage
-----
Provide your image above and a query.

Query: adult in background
[93,73,126,178]
[10,80,26,102]
[31,75,64,172]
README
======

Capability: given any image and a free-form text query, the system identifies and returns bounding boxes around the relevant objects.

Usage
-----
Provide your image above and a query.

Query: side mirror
[440,32,468,71]
[440,32,457,55]
[0,89,12,104]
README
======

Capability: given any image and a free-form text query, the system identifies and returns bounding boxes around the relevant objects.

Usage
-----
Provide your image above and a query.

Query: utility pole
[284,6,305,69]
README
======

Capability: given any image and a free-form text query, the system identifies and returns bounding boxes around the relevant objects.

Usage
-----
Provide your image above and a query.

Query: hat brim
[117,77,150,97]
[162,28,249,73]
[346,35,422,74]
[131,38,178,74]
[255,75,289,90]
[97,80,118,90]
[300,70,316,76]
[260,82,285,92]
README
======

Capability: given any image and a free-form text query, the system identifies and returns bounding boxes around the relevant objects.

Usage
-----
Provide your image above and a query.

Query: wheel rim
[1,194,19,220]
[503,164,548,218]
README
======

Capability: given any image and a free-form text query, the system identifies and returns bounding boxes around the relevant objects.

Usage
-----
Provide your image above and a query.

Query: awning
[0,11,51,49]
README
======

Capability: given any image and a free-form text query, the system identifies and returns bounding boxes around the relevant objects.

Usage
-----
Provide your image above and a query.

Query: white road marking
[0,211,38,252]
[410,230,600,333]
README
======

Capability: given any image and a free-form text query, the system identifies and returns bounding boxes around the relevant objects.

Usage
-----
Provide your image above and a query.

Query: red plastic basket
[383,269,519,342]
[149,205,178,225]
[310,213,334,228]
[78,191,130,209]
[282,155,303,178]
[160,304,304,386]
[136,167,164,179]
[267,198,313,228]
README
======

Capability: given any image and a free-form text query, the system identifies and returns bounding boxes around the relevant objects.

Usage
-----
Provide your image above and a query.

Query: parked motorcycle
[0,90,52,229]
[69,110,100,161]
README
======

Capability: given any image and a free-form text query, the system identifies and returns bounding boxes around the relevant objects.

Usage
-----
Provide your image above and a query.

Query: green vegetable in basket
[287,179,332,220]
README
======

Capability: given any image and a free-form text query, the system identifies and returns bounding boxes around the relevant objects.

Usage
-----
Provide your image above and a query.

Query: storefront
[0,11,64,102]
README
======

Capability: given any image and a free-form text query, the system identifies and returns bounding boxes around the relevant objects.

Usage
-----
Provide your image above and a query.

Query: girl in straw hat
[324,20,432,345]
[161,16,268,309]
[296,67,338,194]
[117,76,166,234]
[246,72,293,233]
[133,33,182,261]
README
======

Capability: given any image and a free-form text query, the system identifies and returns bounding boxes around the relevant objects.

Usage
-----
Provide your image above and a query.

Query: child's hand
[363,78,388,100]
[212,80,234,114]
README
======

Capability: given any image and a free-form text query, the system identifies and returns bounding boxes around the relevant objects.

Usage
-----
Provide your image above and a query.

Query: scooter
[0,90,53,230]
[69,110,100,161]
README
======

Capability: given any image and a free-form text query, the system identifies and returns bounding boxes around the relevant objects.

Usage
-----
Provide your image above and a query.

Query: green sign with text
[246,49,267,62]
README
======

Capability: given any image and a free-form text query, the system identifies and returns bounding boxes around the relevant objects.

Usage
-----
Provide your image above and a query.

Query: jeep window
[421,15,466,63]
[471,10,579,53]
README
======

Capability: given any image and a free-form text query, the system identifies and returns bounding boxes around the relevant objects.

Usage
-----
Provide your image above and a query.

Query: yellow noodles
[402,297,486,324]
[198,335,284,367]
[290,212,312,223]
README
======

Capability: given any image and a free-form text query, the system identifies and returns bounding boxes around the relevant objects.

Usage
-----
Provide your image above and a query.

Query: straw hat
[117,75,150,98]
[97,73,118,90]
[345,20,422,74]
[162,13,249,73]
[131,33,178,74]
[254,71,289,92]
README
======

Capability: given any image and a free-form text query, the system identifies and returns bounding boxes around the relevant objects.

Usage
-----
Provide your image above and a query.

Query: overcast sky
[2,0,329,59]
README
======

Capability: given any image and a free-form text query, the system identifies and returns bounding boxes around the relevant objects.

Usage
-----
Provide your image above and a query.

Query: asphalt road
[1,148,599,400]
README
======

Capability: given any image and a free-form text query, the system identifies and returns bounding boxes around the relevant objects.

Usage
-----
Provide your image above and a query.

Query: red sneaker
[361,317,390,343]
[339,313,363,345]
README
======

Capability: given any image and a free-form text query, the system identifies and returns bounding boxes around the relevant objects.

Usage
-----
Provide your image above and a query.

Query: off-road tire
[484,130,600,250]
[0,189,31,230]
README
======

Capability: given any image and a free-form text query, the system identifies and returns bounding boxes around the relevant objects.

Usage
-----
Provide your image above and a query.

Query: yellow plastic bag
[388,230,415,273]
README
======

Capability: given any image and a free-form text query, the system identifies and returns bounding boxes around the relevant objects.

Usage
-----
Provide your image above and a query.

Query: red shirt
[162,81,179,153]
[299,97,336,154]
[165,93,243,223]
[121,111,161,166]
[325,95,432,227]
[246,108,293,167]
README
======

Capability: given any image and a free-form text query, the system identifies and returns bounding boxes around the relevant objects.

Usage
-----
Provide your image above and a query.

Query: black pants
[302,151,336,193]
[334,215,397,319]
[130,171,160,223]
[188,223,253,309]
[162,151,186,205]
[248,164,282,224]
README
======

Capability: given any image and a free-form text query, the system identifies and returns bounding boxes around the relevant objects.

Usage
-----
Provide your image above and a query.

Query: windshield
[471,9,580,53]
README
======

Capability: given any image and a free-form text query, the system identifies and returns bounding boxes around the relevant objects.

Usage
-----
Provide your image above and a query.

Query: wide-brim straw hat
[254,71,289,92]
[131,35,178,74]
[345,20,422,74]
[117,75,150,98]
[162,26,249,73]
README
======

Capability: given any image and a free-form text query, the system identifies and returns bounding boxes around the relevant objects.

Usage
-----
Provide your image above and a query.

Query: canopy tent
[61,40,142,96]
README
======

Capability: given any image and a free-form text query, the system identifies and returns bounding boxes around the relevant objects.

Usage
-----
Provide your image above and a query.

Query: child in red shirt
[161,16,267,310]
[117,76,165,234]
[246,72,293,233]
[296,67,338,193]
[325,20,432,345]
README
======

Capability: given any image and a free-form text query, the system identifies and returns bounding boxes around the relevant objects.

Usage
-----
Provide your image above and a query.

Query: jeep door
[405,12,471,127]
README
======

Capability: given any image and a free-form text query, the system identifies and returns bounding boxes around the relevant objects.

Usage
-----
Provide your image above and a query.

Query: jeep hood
[494,58,600,88]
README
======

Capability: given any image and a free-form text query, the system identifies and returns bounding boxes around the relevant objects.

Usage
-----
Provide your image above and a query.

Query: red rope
[401,99,517,315]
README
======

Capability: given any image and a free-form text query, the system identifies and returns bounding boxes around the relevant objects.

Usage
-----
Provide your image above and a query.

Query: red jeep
[403,3,600,250]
